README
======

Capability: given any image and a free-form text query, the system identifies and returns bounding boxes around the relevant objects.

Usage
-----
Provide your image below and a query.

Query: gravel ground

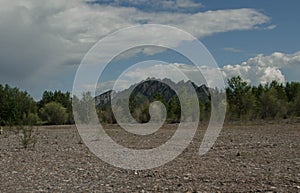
[0,122,300,192]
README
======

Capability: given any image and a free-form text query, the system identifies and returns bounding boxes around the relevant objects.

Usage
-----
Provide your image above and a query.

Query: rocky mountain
[96,78,211,108]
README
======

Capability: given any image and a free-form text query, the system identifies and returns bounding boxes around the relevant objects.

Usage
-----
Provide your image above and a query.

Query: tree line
[96,76,300,123]
[1,76,300,126]
[0,84,73,126]
[226,76,300,121]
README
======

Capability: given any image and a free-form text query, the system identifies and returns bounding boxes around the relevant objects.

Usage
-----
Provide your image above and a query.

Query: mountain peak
[96,78,211,107]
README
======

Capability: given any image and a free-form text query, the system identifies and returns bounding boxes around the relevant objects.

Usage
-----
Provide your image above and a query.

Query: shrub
[40,102,68,125]
[19,126,37,149]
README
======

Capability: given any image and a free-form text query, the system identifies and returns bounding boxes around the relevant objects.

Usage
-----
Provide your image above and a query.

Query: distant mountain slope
[96,78,211,108]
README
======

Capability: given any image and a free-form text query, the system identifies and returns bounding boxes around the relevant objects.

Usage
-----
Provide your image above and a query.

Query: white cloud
[265,24,277,30]
[222,51,300,85]
[0,0,272,98]
[223,47,244,53]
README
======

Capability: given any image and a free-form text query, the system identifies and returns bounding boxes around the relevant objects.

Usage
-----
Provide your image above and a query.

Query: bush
[40,102,68,125]
[19,125,37,149]
[25,113,41,125]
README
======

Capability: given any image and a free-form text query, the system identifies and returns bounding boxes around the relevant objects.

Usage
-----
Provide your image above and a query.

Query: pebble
[270,186,277,189]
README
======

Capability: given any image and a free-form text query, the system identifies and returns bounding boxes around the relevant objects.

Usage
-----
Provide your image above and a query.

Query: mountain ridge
[95,78,211,107]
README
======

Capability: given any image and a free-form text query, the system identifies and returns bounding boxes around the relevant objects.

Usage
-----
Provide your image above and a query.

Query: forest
[1,76,300,126]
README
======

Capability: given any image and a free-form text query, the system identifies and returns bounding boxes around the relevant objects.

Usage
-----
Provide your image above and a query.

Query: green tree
[167,95,181,123]
[73,92,99,124]
[249,81,290,120]
[0,84,38,126]
[200,101,211,122]
[285,82,300,117]
[40,102,68,125]
[259,86,288,119]
[226,76,253,120]
[39,90,73,124]
[250,84,264,119]
[291,93,300,116]
[285,82,300,102]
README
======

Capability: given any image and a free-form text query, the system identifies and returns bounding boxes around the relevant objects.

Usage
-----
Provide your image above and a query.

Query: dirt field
[0,122,300,192]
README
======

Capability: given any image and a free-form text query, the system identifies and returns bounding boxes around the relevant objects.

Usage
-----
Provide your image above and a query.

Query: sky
[0,0,300,99]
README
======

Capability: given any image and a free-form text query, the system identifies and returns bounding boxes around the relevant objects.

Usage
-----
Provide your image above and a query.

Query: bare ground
[0,122,300,192]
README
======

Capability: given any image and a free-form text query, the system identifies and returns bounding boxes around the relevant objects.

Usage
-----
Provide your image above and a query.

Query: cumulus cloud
[222,51,300,85]
[0,0,273,98]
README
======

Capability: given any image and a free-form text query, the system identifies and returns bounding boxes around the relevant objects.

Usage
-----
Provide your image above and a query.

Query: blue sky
[202,0,300,63]
[0,0,299,99]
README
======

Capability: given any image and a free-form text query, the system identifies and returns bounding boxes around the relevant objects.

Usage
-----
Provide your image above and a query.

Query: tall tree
[226,76,253,119]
